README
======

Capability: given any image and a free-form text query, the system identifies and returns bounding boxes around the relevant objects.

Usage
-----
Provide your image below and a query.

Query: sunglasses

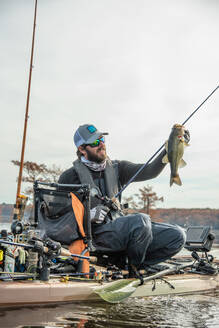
[86,136,105,148]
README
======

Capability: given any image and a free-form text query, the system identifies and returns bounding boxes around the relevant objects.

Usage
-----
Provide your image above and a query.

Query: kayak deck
[1,273,219,307]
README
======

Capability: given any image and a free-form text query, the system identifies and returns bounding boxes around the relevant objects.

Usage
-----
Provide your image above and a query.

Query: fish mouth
[173,123,183,127]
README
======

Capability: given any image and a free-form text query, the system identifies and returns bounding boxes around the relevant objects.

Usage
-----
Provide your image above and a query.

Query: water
[0,294,219,328]
[0,223,11,231]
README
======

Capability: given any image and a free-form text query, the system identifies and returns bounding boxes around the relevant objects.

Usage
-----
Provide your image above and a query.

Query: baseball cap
[74,124,108,148]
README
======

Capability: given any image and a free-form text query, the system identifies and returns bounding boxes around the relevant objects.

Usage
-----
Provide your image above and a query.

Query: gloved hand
[90,205,110,224]
[184,129,190,144]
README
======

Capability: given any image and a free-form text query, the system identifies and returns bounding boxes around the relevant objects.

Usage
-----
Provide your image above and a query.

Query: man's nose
[98,141,105,149]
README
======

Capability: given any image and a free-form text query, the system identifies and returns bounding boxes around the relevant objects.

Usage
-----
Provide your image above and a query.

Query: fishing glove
[184,129,190,143]
[90,205,110,224]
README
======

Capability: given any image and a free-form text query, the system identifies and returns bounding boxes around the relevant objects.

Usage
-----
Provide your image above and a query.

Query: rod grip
[60,248,71,256]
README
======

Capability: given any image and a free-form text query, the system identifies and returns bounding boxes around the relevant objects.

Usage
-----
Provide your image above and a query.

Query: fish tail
[170,174,182,186]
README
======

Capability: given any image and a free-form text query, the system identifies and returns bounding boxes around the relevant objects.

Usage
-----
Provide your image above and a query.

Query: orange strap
[69,193,89,276]
[70,192,85,238]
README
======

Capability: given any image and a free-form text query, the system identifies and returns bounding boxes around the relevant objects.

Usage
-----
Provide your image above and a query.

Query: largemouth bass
[162,124,189,186]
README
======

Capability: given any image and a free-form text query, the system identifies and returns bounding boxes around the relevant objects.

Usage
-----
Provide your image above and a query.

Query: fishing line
[182,85,219,125]
[115,85,219,198]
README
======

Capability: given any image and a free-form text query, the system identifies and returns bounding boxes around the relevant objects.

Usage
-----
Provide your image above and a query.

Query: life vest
[73,158,121,209]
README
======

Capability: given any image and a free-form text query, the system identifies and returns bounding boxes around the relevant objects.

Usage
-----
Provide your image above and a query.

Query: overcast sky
[0,0,218,208]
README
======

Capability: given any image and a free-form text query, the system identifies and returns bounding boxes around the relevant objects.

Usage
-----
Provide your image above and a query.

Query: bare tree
[12,160,63,200]
[122,185,164,215]
[136,185,164,215]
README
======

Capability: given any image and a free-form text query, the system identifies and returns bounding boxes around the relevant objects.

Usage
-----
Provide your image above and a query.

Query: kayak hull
[1,273,219,307]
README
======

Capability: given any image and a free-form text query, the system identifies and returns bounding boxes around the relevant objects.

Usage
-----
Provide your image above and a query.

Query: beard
[86,146,107,163]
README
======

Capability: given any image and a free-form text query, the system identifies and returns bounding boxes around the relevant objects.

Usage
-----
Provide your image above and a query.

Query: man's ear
[78,145,87,157]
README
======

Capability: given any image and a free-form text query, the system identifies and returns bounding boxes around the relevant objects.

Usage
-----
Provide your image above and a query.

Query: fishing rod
[13,0,38,221]
[0,239,97,263]
[115,85,219,198]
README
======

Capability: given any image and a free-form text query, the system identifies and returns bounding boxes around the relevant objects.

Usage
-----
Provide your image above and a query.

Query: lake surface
[1,294,219,328]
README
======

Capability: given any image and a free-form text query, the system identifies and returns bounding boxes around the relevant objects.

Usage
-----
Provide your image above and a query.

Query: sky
[0,0,219,208]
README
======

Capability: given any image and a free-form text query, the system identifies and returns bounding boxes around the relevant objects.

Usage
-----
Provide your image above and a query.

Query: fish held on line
[162,124,189,186]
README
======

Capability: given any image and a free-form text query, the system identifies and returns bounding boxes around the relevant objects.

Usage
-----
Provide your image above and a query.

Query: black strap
[112,161,122,202]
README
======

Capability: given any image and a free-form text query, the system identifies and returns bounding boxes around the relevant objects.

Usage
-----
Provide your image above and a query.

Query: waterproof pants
[92,213,186,268]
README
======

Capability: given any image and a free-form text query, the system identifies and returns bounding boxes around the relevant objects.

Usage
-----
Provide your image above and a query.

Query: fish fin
[179,158,187,168]
[162,154,169,164]
[170,174,182,187]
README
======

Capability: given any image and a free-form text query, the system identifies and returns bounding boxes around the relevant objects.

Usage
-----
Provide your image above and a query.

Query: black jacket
[58,149,166,197]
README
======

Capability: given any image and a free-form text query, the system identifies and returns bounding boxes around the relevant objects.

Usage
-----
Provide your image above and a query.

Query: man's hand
[90,205,110,224]
[184,129,190,144]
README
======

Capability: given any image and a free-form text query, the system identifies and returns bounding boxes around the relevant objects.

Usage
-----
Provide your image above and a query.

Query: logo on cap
[87,125,97,134]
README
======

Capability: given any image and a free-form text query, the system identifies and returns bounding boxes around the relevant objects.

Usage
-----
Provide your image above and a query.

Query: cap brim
[85,132,108,144]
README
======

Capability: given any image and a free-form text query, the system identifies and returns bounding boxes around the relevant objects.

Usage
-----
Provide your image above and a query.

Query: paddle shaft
[140,263,192,284]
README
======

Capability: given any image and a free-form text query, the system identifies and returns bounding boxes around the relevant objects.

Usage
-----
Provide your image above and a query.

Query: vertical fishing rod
[13,0,38,221]
[115,85,219,198]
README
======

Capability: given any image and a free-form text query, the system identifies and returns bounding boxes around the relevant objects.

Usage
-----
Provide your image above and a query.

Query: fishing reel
[27,237,62,281]
[28,236,62,257]
[101,196,119,211]
[90,188,119,211]
[11,220,24,235]
[11,219,37,236]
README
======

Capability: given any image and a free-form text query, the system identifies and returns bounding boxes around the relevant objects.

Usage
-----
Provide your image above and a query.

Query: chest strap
[73,158,120,208]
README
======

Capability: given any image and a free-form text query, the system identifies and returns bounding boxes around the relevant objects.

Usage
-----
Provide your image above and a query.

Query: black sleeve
[118,149,167,186]
[58,167,80,185]
[58,167,85,203]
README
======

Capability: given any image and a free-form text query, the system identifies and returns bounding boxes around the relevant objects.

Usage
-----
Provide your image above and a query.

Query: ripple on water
[79,295,219,328]
[1,294,219,328]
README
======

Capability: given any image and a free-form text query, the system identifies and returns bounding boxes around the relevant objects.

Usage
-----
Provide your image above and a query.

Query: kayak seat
[33,181,127,270]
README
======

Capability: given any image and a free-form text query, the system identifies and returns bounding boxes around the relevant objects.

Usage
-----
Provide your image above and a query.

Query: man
[58,124,188,273]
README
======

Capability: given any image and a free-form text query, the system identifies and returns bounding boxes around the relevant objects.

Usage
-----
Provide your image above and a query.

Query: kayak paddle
[94,263,192,303]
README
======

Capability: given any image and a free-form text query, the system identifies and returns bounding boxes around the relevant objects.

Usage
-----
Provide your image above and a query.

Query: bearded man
[58,124,188,273]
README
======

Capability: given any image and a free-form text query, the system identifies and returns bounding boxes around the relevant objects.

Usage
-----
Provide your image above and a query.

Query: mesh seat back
[36,189,81,245]
[40,193,72,219]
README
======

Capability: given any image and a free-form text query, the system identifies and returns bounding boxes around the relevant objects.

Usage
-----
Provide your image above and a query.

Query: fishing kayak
[1,226,218,306]
[1,267,219,307]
